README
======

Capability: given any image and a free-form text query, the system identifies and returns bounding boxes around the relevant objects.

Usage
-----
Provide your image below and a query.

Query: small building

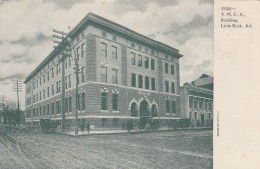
[24,13,183,129]
[180,74,213,127]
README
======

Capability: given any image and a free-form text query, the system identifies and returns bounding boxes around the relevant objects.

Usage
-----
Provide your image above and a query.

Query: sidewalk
[56,127,212,136]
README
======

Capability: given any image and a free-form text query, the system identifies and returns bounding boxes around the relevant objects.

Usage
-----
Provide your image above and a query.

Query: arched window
[151,104,157,117]
[131,103,137,117]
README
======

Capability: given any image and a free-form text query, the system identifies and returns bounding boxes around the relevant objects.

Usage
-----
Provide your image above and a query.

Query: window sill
[112,111,119,113]
[101,110,108,113]
[166,113,170,116]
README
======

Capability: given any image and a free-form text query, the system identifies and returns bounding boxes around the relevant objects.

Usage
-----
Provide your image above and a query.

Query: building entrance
[140,100,150,129]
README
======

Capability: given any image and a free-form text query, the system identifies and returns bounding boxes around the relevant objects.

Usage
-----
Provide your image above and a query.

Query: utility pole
[1,95,7,124]
[53,29,68,133]
[12,80,22,126]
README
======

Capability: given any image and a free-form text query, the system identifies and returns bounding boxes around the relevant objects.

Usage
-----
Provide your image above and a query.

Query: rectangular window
[151,78,156,91]
[131,52,136,65]
[101,92,108,110]
[33,95,35,103]
[51,68,54,77]
[52,84,54,95]
[47,104,50,115]
[171,64,175,75]
[56,100,61,114]
[189,97,193,108]
[43,89,45,99]
[65,58,68,68]
[151,58,155,70]
[195,112,197,120]
[36,93,38,102]
[199,99,203,109]
[209,101,212,110]
[101,66,107,83]
[69,97,72,112]
[112,94,118,111]
[39,106,42,116]
[165,63,168,74]
[47,71,49,81]
[81,43,85,58]
[189,112,192,119]
[204,100,207,109]
[40,78,42,86]
[33,108,35,117]
[138,75,143,88]
[43,74,45,83]
[113,119,119,127]
[81,93,85,111]
[39,92,41,101]
[131,73,136,87]
[172,101,176,114]
[138,55,142,67]
[65,76,68,90]
[43,105,45,116]
[166,100,170,113]
[68,75,71,88]
[165,80,169,92]
[194,99,197,109]
[112,46,117,60]
[77,46,80,60]
[145,76,149,90]
[81,67,85,83]
[112,69,118,84]
[65,98,68,113]
[102,118,108,128]
[101,42,107,57]
[52,102,55,115]
[171,82,175,94]
[144,57,149,69]
[56,81,61,93]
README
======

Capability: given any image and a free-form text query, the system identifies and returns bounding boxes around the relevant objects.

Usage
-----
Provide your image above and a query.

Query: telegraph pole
[12,80,22,126]
[53,29,68,133]
[1,95,7,124]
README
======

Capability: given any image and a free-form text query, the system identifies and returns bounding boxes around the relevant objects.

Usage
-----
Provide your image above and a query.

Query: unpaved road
[0,128,212,169]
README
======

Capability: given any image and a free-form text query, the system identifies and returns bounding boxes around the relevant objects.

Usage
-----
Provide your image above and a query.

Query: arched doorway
[140,100,149,129]
[131,103,137,117]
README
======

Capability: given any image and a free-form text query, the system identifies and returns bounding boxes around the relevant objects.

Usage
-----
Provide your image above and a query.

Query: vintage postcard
[0,0,259,169]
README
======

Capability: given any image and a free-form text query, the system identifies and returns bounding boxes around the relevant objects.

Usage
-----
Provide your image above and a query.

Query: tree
[2,100,19,126]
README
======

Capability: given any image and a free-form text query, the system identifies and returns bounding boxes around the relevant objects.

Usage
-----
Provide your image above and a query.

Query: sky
[0,0,213,109]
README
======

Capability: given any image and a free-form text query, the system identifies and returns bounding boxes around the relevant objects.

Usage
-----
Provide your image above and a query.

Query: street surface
[0,128,212,169]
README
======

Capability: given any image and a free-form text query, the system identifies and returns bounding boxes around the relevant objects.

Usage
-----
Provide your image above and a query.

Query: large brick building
[24,13,183,129]
[180,74,213,127]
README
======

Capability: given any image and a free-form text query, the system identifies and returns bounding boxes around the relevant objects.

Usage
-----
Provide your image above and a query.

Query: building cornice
[24,12,182,83]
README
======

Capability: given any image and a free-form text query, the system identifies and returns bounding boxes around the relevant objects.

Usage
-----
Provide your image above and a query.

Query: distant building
[24,13,183,129]
[180,74,213,127]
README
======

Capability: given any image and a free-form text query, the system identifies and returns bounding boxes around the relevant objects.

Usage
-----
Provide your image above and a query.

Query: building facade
[24,13,183,129]
[180,74,213,128]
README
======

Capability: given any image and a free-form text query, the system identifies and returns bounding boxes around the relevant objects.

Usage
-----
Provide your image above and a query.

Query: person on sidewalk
[86,122,90,133]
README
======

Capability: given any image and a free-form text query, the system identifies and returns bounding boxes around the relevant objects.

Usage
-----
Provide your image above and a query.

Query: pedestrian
[86,122,90,133]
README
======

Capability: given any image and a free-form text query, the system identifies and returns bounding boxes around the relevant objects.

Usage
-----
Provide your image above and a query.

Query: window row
[27,94,86,118]
[101,42,118,60]
[165,81,175,94]
[131,73,156,91]
[101,66,118,84]
[131,52,155,70]
[101,92,118,111]
[189,112,212,120]
[189,97,213,110]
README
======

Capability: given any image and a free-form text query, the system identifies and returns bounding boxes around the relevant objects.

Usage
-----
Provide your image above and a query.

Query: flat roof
[24,12,183,83]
